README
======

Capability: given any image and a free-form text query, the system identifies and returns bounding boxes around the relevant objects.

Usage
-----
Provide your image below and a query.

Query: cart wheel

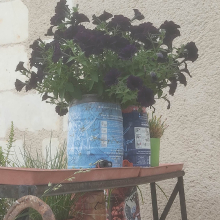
[3,195,55,220]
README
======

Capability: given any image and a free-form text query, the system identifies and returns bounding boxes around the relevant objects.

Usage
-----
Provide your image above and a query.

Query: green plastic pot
[150,138,160,167]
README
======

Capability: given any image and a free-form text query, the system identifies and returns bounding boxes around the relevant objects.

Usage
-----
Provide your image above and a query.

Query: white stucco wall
[0,0,220,219]
[74,0,219,220]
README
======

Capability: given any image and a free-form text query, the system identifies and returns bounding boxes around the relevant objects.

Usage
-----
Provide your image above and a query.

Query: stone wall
[0,0,72,163]
[1,0,220,220]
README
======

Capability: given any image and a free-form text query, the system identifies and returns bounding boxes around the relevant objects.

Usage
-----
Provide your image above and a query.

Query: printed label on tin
[101,121,108,147]
[134,127,150,149]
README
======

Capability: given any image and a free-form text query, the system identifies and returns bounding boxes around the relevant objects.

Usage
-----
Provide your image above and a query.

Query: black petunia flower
[130,22,159,48]
[137,86,155,107]
[107,35,130,52]
[29,49,43,67]
[71,12,90,25]
[74,29,105,57]
[132,9,145,21]
[45,26,54,36]
[15,79,26,92]
[168,77,177,96]
[28,72,38,89]
[108,15,131,31]
[15,61,28,72]
[29,39,41,51]
[104,68,121,87]
[150,72,158,81]
[52,41,62,63]
[64,25,85,40]
[119,44,137,60]
[36,65,46,83]
[156,52,168,63]
[50,14,65,26]
[50,0,69,26]
[160,21,180,48]
[178,73,187,86]
[181,42,198,62]
[92,11,113,25]
[54,29,65,40]
[25,72,38,92]
[42,93,53,101]
[127,75,143,91]
[55,105,68,116]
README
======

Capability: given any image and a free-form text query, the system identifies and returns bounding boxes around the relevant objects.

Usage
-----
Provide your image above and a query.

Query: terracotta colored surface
[0,167,140,185]
[3,195,55,220]
[73,191,106,220]
[139,163,183,177]
[122,106,146,113]
[0,164,183,185]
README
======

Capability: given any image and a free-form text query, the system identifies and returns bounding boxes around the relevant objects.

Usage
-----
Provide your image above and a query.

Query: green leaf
[158,90,163,98]
[73,85,82,99]
[65,82,74,92]
[90,72,98,82]
[67,56,75,63]
[53,91,58,99]
[59,89,65,101]
[97,82,103,96]
[88,80,94,91]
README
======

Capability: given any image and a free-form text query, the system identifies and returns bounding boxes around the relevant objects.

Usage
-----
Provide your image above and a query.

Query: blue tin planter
[123,107,151,167]
[67,95,123,169]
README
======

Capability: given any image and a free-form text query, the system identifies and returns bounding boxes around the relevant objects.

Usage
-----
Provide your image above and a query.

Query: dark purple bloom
[50,0,69,26]
[119,44,137,60]
[25,72,38,91]
[156,52,168,63]
[92,11,113,25]
[132,9,145,21]
[15,62,28,72]
[178,73,187,86]
[137,86,155,107]
[160,21,180,48]
[71,12,90,25]
[107,35,130,52]
[168,77,177,96]
[54,29,65,40]
[50,14,65,26]
[74,12,90,24]
[29,49,43,67]
[45,26,54,36]
[74,29,105,57]
[150,72,157,81]
[29,72,38,89]
[108,15,131,31]
[42,93,52,101]
[104,69,121,87]
[130,22,159,48]
[15,79,26,92]
[52,42,62,63]
[127,75,143,91]
[25,84,32,92]
[36,65,46,83]
[55,0,67,14]
[55,105,68,116]
[29,39,41,51]
[64,25,85,40]
[181,42,199,62]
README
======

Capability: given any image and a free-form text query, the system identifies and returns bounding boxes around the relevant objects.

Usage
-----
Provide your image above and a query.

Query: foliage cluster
[0,123,79,220]
[148,113,168,138]
[15,0,198,116]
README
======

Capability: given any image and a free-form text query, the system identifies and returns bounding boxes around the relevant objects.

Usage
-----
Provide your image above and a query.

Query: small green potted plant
[148,113,168,167]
